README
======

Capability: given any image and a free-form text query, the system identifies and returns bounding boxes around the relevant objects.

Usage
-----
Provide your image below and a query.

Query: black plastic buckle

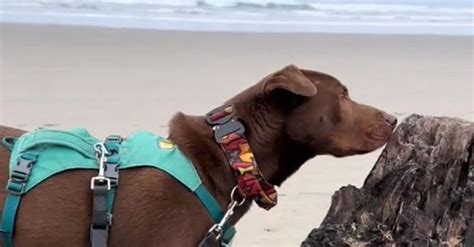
[12,158,34,180]
[205,105,235,125]
[6,157,35,195]
[104,135,122,153]
[6,179,26,195]
[10,172,28,182]
[213,119,245,143]
[106,135,122,143]
[103,135,122,187]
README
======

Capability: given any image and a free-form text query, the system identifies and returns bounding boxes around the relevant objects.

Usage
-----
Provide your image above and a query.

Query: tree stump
[302,114,474,246]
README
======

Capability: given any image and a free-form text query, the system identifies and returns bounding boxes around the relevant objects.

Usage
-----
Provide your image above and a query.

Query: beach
[0,23,472,246]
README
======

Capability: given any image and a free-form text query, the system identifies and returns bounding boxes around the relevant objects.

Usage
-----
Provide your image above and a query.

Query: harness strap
[1,137,17,152]
[0,152,38,247]
[103,135,121,187]
[195,185,223,223]
[90,136,122,247]
[103,135,122,219]
[104,135,123,225]
[195,184,236,245]
[0,196,19,247]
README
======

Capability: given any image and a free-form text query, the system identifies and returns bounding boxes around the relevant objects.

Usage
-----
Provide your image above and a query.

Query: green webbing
[104,136,121,218]
[1,137,17,152]
[195,184,236,244]
[102,135,121,239]
[107,190,116,216]
[195,184,224,223]
[0,152,38,247]
[223,227,236,245]
[0,194,20,247]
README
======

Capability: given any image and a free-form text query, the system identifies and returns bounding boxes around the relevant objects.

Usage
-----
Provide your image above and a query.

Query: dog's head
[230,64,396,167]
[276,65,397,157]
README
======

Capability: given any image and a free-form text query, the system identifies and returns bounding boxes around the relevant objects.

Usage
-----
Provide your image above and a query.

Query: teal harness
[0,128,235,246]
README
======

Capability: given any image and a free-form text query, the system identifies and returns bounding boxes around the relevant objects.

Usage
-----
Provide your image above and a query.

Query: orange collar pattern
[206,105,277,210]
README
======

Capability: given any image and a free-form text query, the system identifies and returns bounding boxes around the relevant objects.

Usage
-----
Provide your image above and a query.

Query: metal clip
[90,143,111,190]
[206,186,245,241]
[94,143,109,177]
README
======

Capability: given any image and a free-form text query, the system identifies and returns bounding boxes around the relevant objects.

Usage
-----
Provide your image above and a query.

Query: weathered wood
[302,115,474,246]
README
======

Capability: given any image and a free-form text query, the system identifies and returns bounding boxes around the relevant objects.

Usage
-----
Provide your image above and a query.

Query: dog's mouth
[347,123,395,154]
[366,123,395,143]
[330,146,371,157]
[318,122,397,157]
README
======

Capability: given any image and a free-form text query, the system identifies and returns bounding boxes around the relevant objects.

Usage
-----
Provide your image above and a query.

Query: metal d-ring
[230,186,246,207]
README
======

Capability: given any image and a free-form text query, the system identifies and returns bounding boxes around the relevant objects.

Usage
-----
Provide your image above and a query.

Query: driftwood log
[302,115,473,246]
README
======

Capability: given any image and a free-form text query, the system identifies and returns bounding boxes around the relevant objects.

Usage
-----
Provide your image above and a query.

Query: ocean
[1,0,473,35]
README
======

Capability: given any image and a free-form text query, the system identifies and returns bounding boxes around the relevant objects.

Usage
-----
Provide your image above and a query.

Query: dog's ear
[263,64,317,97]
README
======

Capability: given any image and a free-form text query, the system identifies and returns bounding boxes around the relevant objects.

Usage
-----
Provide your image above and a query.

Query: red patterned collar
[205,105,277,210]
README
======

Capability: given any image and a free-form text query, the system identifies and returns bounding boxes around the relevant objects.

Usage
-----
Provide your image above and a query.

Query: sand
[0,23,472,246]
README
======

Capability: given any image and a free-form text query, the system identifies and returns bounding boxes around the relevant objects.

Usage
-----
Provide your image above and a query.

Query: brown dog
[0,65,396,246]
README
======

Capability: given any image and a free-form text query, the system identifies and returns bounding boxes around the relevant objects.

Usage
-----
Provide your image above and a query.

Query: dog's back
[0,126,215,247]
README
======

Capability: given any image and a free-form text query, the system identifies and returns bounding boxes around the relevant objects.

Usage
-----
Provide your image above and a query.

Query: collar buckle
[212,119,245,143]
[206,104,245,142]
[205,105,235,125]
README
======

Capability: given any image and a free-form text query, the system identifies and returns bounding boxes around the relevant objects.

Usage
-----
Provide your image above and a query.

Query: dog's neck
[168,97,315,223]
[230,98,315,186]
[169,114,236,206]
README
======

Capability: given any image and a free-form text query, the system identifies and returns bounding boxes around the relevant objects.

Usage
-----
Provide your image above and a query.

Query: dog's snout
[384,114,397,127]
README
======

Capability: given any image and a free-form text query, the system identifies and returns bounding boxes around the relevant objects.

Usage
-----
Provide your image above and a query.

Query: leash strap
[90,136,122,247]
[90,181,110,247]
[205,105,277,210]
[0,152,38,247]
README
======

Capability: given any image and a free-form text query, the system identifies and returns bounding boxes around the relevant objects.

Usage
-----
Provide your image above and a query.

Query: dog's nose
[385,114,398,127]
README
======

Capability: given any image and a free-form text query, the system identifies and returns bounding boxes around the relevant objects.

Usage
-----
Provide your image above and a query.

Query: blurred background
[0,1,472,246]
[2,0,473,34]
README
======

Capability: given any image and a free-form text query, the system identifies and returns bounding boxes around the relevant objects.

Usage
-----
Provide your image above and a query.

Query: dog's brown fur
[0,65,396,247]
